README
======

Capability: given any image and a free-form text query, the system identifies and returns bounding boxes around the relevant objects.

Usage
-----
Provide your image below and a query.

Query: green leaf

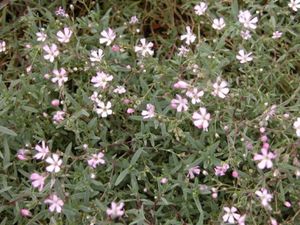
[130,148,144,165]
[0,126,17,136]
[115,168,129,186]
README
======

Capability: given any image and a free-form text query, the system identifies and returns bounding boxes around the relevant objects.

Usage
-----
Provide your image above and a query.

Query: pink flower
[222,207,240,224]
[253,148,276,170]
[106,202,125,219]
[43,44,59,62]
[214,163,229,176]
[272,31,282,39]
[56,27,72,43]
[46,154,62,173]
[171,94,189,112]
[36,31,47,42]
[142,104,155,119]
[232,170,239,178]
[17,148,28,160]
[237,214,246,225]
[51,68,68,87]
[192,107,211,131]
[194,2,207,15]
[187,166,201,179]
[289,0,300,12]
[44,194,64,213]
[173,80,189,89]
[111,44,120,52]
[127,108,135,114]
[53,111,65,124]
[34,141,49,160]
[0,40,6,52]
[99,28,116,46]
[90,49,104,62]
[255,188,273,208]
[95,101,113,118]
[51,99,60,107]
[186,88,204,104]
[87,152,105,168]
[30,173,46,191]
[20,208,32,217]
[91,71,113,89]
[270,217,278,225]
[160,177,168,184]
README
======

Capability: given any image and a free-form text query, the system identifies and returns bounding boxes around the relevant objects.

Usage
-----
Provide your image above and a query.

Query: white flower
[134,38,154,57]
[186,88,204,104]
[43,44,59,62]
[212,78,229,98]
[212,18,226,30]
[222,207,240,224]
[0,40,6,52]
[238,10,258,30]
[91,71,113,89]
[255,188,273,208]
[44,194,64,213]
[194,2,208,15]
[272,31,282,39]
[240,30,251,40]
[95,101,112,117]
[180,26,196,45]
[90,49,104,62]
[289,0,300,11]
[142,104,155,119]
[56,27,72,43]
[192,107,211,131]
[99,28,116,46]
[293,118,300,137]
[46,154,62,173]
[36,31,47,42]
[34,141,49,160]
[236,49,253,64]
[113,86,126,94]
[170,94,189,112]
[51,68,68,87]
[178,45,190,57]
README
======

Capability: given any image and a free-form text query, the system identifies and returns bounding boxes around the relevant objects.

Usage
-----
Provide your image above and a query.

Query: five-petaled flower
[253,148,276,170]
[171,94,189,112]
[222,207,240,224]
[95,101,113,117]
[30,173,46,192]
[212,17,226,30]
[46,154,63,173]
[142,104,155,119]
[134,38,154,57]
[56,27,72,43]
[43,44,59,62]
[106,202,125,219]
[255,188,273,208]
[87,152,105,168]
[90,49,104,62]
[192,107,211,131]
[293,117,300,137]
[34,141,49,160]
[289,0,300,11]
[238,10,258,30]
[236,49,253,64]
[51,68,68,87]
[194,2,208,16]
[180,26,196,45]
[44,194,64,213]
[212,78,229,99]
[99,28,116,46]
[91,71,113,89]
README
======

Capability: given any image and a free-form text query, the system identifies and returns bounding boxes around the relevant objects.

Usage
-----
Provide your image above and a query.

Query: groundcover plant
[0,0,300,224]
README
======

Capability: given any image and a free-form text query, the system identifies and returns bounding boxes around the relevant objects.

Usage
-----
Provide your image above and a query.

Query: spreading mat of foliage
[0,0,300,224]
